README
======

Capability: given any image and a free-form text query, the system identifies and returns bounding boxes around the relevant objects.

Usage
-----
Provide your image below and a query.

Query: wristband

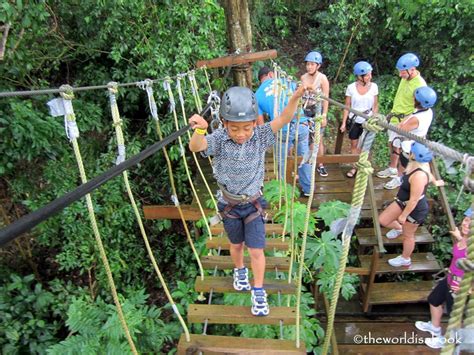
[195,127,207,135]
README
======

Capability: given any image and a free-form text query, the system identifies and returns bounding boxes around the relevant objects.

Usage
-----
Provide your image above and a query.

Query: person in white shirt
[340,61,379,177]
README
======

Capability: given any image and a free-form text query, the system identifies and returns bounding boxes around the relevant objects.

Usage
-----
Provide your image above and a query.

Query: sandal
[346,168,357,178]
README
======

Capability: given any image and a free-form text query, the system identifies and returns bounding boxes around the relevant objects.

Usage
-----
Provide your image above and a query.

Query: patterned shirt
[203,123,276,200]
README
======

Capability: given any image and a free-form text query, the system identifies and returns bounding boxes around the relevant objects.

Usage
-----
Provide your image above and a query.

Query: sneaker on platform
[415,321,442,337]
[251,288,269,316]
[317,165,328,177]
[233,267,251,291]
[384,176,402,190]
[388,255,411,267]
[377,167,398,179]
[386,229,403,239]
[424,336,445,349]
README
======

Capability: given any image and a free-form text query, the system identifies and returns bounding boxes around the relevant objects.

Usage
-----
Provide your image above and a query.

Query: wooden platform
[201,255,291,271]
[365,280,434,305]
[210,223,286,236]
[177,334,306,354]
[359,252,440,274]
[206,236,289,251]
[356,226,434,247]
[195,276,296,294]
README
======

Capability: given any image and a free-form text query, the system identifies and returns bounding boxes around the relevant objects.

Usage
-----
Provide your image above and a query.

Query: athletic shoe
[251,288,269,316]
[303,191,311,197]
[317,165,328,177]
[425,336,445,349]
[388,255,411,267]
[376,167,398,179]
[384,176,402,190]
[233,267,251,291]
[415,321,442,337]
[386,229,403,239]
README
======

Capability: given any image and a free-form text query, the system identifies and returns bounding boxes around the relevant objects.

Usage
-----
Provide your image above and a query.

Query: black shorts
[347,122,364,140]
[395,197,429,224]
[400,151,409,168]
[428,278,454,314]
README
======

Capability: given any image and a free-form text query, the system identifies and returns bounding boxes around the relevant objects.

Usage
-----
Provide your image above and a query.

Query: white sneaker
[425,336,445,349]
[388,255,411,267]
[415,321,442,337]
[233,267,251,291]
[384,177,402,190]
[376,167,398,179]
[251,288,270,316]
[386,229,402,239]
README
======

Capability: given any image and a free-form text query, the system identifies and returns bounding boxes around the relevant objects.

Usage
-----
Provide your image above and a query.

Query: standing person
[378,143,444,267]
[340,61,379,177]
[189,84,307,316]
[415,208,472,349]
[376,53,427,189]
[255,66,312,196]
[301,51,330,177]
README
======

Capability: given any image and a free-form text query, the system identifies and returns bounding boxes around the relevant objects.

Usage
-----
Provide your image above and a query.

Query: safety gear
[396,53,420,70]
[415,86,437,108]
[220,87,258,122]
[354,61,373,76]
[411,142,433,162]
[305,51,323,64]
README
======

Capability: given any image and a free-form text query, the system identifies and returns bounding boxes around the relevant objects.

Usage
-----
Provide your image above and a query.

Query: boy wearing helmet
[384,86,437,189]
[340,61,379,178]
[301,51,330,177]
[189,84,307,316]
[377,53,427,188]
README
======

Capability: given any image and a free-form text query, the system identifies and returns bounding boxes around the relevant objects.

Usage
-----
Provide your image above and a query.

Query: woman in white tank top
[341,61,379,177]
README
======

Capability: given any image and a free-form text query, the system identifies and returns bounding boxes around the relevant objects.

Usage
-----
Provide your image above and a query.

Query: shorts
[400,151,409,168]
[348,122,364,140]
[388,130,403,147]
[395,197,429,224]
[428,278,454,314]
[217,197,268,249]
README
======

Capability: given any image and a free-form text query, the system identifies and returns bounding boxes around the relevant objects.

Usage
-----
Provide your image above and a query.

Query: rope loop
[107,81,119,94]
[364,114,385,133]
[59,84,74,100]
[456,258,474,272]
[463,156,474,192]
[355,158,374,176]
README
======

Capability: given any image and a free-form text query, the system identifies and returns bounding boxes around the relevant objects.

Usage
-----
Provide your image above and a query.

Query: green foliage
[263,179,300,207]
[0,274,81,354]
[47,289,181,354]
[274,200,316,235]
[315,200,350,226]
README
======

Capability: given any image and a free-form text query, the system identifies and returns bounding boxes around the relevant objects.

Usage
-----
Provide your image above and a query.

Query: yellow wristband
[195,128,207,135]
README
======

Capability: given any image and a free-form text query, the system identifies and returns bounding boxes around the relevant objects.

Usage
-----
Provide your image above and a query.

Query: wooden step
[338,344,439,354]
[357,227,434,246]
[359,252,440,274]
[206,237,289,251]
[177,333,306,354]
[210,223,286,236]
[195,276,296,294]
[187,304,297,325]
[367,280,433,305]
[202,255,291,271]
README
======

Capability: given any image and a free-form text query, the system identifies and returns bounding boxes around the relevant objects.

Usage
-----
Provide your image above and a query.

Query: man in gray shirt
[189,84,308,316]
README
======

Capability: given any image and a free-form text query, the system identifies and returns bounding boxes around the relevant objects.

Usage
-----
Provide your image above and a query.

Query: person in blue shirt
[255,66,312,196]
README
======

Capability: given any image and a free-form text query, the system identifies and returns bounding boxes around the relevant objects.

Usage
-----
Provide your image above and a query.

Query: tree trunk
[222,0,253,88]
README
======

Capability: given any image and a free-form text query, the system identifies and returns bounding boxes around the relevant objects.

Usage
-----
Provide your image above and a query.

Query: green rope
[107,82,191,342]
[59,85,138,355]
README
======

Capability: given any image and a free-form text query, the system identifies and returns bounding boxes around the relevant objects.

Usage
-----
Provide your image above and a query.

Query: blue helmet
[464,208,472,218]
[354,61,373,76]
[411,142,433,162]
[305,51,323,64]
[220,87,257,122]
[415,86,437,108]
[396,53,420,70]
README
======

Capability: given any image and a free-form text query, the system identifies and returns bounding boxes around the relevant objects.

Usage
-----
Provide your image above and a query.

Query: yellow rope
[202,66,213,93]
[59,85,138,355]
[144,82,205,281]
[107,82,191,342]
[176,75,218,213]
[164,78,214,240]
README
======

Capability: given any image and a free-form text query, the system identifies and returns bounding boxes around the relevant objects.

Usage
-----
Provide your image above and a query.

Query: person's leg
[248,248,265,288]
[377,132,399,178]
[379,202,403,230]
[230,242,245,269]
[295,125,311,194]
[430,304,444,328]
[401,221,419,259]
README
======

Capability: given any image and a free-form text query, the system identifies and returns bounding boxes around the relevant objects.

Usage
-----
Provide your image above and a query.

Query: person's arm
[428,172,445,187]
[320,75,330,127]
[270,84,307,133]
[373,95,379,114]
[188,114,208,152]
[399,115,419,131]
[398,171,428,224]
[257,114,265,126]
[340,95,351,133]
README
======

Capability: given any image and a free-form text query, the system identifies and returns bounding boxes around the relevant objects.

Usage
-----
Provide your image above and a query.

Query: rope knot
[107,82,119,94]
[365,115,384,133]
[59,84,74,100]
[355,158,374,175]
[113,119,123,127]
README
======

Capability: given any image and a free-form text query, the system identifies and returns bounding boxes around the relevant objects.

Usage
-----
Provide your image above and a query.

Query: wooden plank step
[359,252,440,274]
[357,226,434,246]
[195,276,296,294]
[206,237,289,251]
[177,333,306,354]
[187,304,297,325]
[367,280,433,305]
[210,223,286,236]
[202,255,290,271]
[338,344,438,354]
[143,205,213,220]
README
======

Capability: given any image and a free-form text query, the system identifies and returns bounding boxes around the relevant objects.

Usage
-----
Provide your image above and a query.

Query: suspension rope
[107,82,191,342]
[141,80,205,281]
[176,75,218,212]
[58,85,138,354]
[321,118,384,354]
[202,66,213,93]
[164,77,214,240]
[295,91,324,348]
